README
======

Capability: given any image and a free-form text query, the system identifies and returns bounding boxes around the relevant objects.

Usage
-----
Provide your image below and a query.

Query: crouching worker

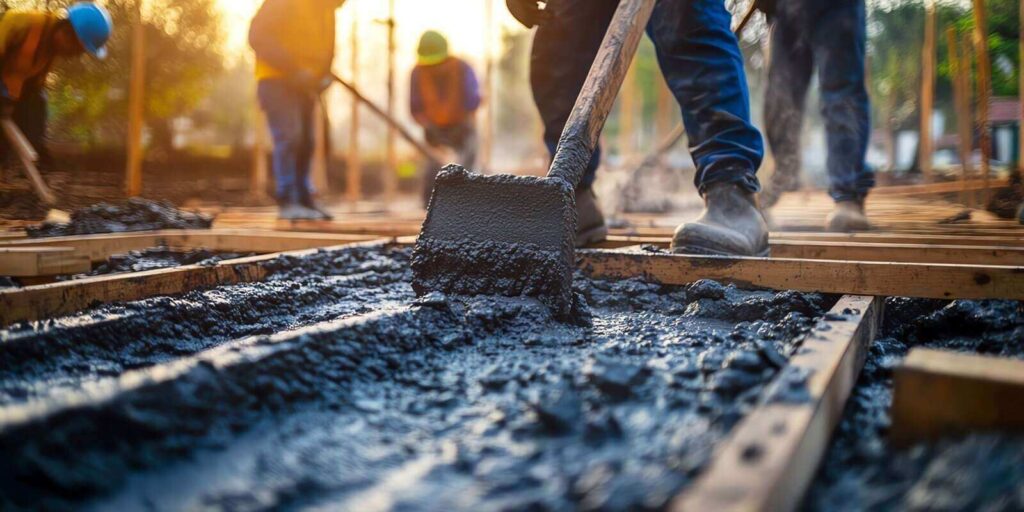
[410,30,481,206]
[0,2,111,166]
[249,0,345,220]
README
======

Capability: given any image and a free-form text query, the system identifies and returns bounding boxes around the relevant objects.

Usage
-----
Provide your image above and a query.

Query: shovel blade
[411,165,578,318]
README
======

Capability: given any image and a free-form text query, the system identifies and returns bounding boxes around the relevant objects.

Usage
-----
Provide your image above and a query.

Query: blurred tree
[4,0,226,153]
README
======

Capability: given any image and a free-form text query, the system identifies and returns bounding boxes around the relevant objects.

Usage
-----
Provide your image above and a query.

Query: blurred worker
[249,0,345,220]
[410,30,482,206]
[0,2,112,166]
[508,0,768,256]
[758,0,873,232]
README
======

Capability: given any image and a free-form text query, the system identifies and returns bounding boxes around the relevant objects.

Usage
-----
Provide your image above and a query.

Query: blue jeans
[764,0,873,202]
[530,0,763,193]
[257,79,317,204]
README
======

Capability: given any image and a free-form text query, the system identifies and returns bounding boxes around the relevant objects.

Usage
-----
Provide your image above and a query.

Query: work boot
[278,202,322,221]
[825,199,871,232]
[671,182,769,257]
[575,187,608,247]
[301,199,334,220]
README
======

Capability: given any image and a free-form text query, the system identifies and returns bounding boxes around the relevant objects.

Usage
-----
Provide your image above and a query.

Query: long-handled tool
[411,0,655,318]
[330,73,446,166]
[1,118,57,206]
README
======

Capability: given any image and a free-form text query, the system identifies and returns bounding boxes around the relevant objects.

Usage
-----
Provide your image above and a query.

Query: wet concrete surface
[804,298,1024,512]
[0,246,834,510]
[26,198,213,237]
[55,246,255,281]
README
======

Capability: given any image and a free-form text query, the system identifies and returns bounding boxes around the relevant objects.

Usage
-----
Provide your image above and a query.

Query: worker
[410,30,482,206]
[249,0,345,221]
[0,2,112,167]
[507,0,768,256]
[757,0,873,232]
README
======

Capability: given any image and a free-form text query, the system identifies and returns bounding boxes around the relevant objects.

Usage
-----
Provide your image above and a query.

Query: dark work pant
[422,120,478,205]
[530,0,763,193]
[764,0,873,202]
[0,90,50,169]
[257,79,317,204]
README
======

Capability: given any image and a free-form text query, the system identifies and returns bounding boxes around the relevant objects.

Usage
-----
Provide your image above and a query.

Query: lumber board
[0,239,391,327]
[0,247,90,277]
[595,236,1024,265]
[673,295,882,512]
[890,348,1024,446]
[0,230,379,263]
[870,177,1009,196]
[578,251,1024,301]
[768,232,1024,248]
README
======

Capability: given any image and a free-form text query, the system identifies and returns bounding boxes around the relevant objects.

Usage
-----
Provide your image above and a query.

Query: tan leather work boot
[825,199,871,232]
[575,187,609,247]
[671,183,770,257]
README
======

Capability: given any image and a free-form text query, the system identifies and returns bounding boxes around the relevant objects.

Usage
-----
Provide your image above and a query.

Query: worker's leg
[257,79,320,219]
[294,95,317,206]
[761,6,814,208]
[14,89,51,169]
[649,0,769,256]
[454,121,478,170]
[530,0,619,190]
[814,0,872,231]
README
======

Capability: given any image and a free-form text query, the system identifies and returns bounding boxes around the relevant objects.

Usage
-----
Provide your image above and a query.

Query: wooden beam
[673,295,882,512]
[125,0,145,197]
[594,236,1024,266]
[870,177,1008,196]
[973,0,992,204]
[766,232,1024,247]
[0,239,391,327]
[578,250,1024,301]
[919,0,936,181]
[0,247,90,277]
[891,348,1024,446]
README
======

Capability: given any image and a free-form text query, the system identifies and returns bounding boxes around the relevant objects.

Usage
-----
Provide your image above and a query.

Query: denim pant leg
[257,79,316,204]
[763,8,814,196]
[531,0,619,190]
[813,0,872,201]
[646,0,764,195]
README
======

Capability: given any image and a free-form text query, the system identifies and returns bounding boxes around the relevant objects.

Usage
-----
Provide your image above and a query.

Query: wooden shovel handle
[1,118,56,205]
[547,0,656,187]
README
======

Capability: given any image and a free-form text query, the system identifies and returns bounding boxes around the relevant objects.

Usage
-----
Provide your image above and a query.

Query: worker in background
[410,30,482,206]
[0,2,111,168]
[757,0,873,232]
[249,0,345,221]
[508,0,768,256]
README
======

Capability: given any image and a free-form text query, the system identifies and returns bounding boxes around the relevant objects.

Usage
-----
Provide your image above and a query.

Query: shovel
[411,0,656,319]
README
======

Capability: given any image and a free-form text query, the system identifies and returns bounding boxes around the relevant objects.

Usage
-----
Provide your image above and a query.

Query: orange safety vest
[415,58,471,128]
[0,12,57,101]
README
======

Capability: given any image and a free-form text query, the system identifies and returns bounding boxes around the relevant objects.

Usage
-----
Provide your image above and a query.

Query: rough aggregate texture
[26,198,213,237]
[804,298,1024,512]
[57,246,254,279]
[0,246,834,510]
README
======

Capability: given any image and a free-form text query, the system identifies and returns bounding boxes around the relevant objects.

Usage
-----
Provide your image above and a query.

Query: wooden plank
[673,295,882,512]
[0,247,90,277]
[578,250,1024,301]
[871,177,1008,196]
[768,232,1024,247]
[0,239,392,327]
[890,348,1024,446]
[595,236,1024,265]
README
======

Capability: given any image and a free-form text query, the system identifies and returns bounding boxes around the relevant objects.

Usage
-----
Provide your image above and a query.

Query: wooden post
[250,99,269,200]
[384,0,398,204]
[947,27,974,207]
[125,0,145,197]
[973,0,992,205]
[479,0,495,170]
[617,59,638,157]
[919,0,936,182]
[347,16,361,206]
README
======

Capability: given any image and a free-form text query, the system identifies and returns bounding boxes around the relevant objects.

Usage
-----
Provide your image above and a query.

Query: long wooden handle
[547,0,656,186]
[330,73,447,165]
[1,119,56,205]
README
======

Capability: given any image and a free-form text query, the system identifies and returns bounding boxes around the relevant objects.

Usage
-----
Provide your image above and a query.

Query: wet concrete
[58,246,254,280]
[0,246,833,510]
[26,198,213,237]
[804,298,1024,511]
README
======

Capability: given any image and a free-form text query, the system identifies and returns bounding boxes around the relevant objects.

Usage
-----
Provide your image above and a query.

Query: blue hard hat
[66,2,113,59]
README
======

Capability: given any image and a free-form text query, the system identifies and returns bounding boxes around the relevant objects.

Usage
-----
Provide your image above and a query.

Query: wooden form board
[0,239,391,327]
[594,236,1024,266]
[890,348,1024,446]
[673,295,882,512]
[0,247,90,277]
[0,230,380,263]
[578,250,1024,301]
